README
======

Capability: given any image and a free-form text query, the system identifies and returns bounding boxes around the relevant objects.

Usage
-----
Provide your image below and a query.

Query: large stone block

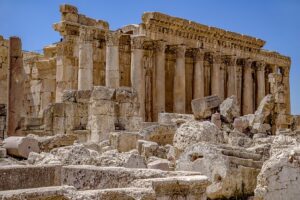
[152,176,210,200]
[110,131,141,152]
[91,86,116,100]
[139,124,176,145]
[191,95,221,119]
[0,165,61,191]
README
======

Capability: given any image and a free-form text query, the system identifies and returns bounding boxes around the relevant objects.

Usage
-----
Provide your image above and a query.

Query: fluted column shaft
[153,40,166,121]
[256,61,266,106]
[193,49,205,99]
[173,45,186,113]
[131,36,146,120]
[78,28,93,90]
[105,32,120,88]
[243,59,254,115]
[227,57,237,97]
[212,53,222,99]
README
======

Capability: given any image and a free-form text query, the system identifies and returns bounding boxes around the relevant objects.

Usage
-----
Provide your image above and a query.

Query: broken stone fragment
[152,175,210,200]
[139,124,176,146]
[177,142,261,199]
[253,94,274,124]
[211,112,222,128]
[255,146,300,200]
[0,147,6,158]
[220,95,240,123]
[147,158,172,171]
[191,95,221,120]
[109,131,142,153]
[173,120,224,155]
[3,136,40,158]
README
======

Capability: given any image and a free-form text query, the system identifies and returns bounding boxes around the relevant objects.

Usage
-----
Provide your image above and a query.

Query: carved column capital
[106,32,120,46]
[154,40,166,53]
[212,53,222,64]
[244,58,253,68]
[175,44,186,58]
[131,35,146,49]
[256,61,266,71]
[193,48,205,61]
[79,27,94,42]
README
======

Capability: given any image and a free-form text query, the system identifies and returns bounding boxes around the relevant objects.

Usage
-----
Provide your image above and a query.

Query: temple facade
[0,4,291,138]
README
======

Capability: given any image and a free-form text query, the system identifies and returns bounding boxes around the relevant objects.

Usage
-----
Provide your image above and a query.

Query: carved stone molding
[79,27,94,42]
[175,44,186,58]
[131,35,146,49]
[212,53,222,64]
[154,40,166,53]
[193,48,205,61]
[256,61,266,71]
[106,32,120,46]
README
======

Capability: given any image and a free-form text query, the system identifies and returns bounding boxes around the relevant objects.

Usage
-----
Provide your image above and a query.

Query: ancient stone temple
[0,4,298,200]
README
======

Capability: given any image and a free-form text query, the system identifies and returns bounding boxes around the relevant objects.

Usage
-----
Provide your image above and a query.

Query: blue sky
[0,0,299,114]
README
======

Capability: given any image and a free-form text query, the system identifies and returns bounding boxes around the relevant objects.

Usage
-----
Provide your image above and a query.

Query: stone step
[62,165,201,190]
[226,155,263,169]
[0,186,75,199]
[221,149,262,161]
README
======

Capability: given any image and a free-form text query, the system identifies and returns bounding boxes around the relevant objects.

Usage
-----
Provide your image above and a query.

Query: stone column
[256,61,266,106]
[242,59,254,115]
[7,37,24,136]
[173,45,186,114]
[105,32,120,88]
[78,28,93,90]
[193,49,205,99]
[131,36,146,120]
[211,53,222,99]
[227,56,237,97]
[153,40,166,121]
[283,67,291,114]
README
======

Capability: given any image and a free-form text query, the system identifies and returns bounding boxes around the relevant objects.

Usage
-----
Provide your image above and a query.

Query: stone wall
[0,36,8,138]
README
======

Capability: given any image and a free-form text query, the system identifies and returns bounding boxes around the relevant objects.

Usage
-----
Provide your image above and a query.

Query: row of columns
[91,33,282,121]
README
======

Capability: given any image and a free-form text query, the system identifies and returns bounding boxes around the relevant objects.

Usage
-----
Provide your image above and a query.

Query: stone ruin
[0,4,299,200]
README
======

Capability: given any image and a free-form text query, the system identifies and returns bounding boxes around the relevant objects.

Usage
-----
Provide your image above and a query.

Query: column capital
[212,53,222,64]
[154,40,166,53]
[256,61,266,71]
[79,27,94,42]
[175,44,186,58]
[131,35,146,49]
[193,48,205,61]
[106,32,120,46]
[244,58,253,68]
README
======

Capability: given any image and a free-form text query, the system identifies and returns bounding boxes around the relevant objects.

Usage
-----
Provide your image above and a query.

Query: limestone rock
[139,124,176,145]
[147,158,172,171]
[97,150,146,168]
[220,95,240,123]
[253,94,274,124]
[255,146,300,200]
[28,152,61,165]
[28,134,77,152]
[158,112,194,127]
[0,147,6,158]
[233,114,255,133]
[173,120,224,154]
[177,142,261,199]
[191,95,221,119]
[110,131,142,152]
